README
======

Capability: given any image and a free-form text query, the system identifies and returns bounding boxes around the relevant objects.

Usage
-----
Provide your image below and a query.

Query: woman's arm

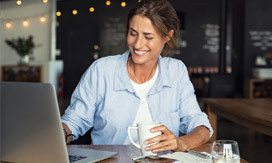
[145,125,210,153]
[175,125,210,151]
[61,61,100,142]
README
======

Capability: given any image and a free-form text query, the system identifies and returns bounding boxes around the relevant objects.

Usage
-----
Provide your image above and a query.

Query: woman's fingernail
[144,140,148,144]
[145,147,150,151]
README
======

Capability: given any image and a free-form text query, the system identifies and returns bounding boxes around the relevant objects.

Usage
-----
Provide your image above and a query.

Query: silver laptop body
[0,82,116,163]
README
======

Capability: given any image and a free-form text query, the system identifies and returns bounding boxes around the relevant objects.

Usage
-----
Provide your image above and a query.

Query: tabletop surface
[201,98,272,127]
[69,144,248,163]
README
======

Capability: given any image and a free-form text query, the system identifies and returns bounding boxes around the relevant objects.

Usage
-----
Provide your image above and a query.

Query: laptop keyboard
[69,155,87,162]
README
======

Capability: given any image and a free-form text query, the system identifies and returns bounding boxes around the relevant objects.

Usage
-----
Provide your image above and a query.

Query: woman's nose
[134,36,144,49]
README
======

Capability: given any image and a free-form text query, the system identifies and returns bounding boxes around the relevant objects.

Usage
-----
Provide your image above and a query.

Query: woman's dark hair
[126,0,181,57]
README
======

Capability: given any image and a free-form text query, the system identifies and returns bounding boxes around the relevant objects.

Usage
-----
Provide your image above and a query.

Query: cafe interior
[1,0,271,162]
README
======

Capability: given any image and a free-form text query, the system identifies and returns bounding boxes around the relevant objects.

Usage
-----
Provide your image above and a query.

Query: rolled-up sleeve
[61,62,101,140]
[178,64,213,137]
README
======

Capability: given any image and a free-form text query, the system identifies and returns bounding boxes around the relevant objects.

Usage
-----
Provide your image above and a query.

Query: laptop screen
[1,82,69,163]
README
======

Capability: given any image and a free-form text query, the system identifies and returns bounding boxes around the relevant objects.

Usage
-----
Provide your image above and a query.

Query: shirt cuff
[61,117,79,141]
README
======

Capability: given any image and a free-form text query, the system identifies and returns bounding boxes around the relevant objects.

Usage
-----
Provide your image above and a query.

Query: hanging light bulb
[72,9,78,15]
[94,44,99,50]
[106,0,111,6]
[56,11,61,16]
[22,19,30,27]
[138,0,141,2]
[89,7,95,13]
[40,16,46,23]
[43,0,48,4]
[93,52,99,60]
[5,21,12,29]
[121,1,126,7]
[17,0,22,5]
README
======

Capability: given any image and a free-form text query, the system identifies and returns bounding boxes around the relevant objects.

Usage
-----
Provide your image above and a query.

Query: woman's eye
[145,37,153,40]
[130,31,137,36]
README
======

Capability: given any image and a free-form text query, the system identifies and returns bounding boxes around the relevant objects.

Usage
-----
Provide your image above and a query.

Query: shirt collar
[113,50,135,93]
[113,50,172,93]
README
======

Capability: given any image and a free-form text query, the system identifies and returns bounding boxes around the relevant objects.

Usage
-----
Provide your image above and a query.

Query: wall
[0,0,55,65]
[244,0,272,79]
[171,0,221,67]
[0,0,62,89]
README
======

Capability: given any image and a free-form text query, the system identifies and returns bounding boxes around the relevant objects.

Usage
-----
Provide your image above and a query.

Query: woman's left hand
[144,125,187,153]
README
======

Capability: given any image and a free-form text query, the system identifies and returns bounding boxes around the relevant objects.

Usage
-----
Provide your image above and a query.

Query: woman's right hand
[62,123,73,144]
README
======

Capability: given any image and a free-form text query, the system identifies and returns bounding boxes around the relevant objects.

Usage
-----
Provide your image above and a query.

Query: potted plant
[5,35,39,65]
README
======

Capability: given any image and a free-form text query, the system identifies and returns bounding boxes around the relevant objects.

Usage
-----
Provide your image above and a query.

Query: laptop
[0,81,117,163]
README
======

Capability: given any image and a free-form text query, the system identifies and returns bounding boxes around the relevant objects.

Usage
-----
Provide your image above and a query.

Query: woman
[62,0,213,153]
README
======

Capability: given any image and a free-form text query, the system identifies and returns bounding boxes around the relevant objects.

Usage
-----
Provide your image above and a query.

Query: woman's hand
[144,125,188,153]
[145,125,211,153]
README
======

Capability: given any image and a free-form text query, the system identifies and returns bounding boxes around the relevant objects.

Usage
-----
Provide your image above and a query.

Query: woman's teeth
[135,50,148,55]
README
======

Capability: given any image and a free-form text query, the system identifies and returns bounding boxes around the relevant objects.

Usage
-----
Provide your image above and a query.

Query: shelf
[244,79,272,99]
[1,65,43,82]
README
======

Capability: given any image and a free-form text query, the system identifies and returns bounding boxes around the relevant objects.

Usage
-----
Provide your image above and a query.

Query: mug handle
[127,126,140,149]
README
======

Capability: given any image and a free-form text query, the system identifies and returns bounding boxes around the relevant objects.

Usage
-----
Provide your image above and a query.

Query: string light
[138,0,141,2]
[22,19,30,27]
[5,21,12,29]
[94,44,99,50]
[17,0,22,5]
[106,0,111,6]
[89,7,95,13]
[121,1,126,7]
[93,52,99,60]
[72,9,78,15]
[40,16,46,23]
[4,0,134,30]
[56,11,61,16]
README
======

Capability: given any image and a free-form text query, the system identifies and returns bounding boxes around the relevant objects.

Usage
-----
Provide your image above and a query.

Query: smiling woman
[61,0,213,155]
[125,0,180,84]
[127,15,167,83]
[126,0,180,58]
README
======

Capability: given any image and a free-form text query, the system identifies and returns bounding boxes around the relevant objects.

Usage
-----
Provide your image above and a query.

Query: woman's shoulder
[89,53,124,69]
[85,51,128,74]
[160,57,190,83]
[160,57,187,71]
[94,54,122,65]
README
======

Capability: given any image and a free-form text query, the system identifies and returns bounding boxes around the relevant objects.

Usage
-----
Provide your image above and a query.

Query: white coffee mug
[127,122,162,156]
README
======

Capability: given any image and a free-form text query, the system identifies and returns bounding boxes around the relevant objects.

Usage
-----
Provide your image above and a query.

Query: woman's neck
[127,56,158,84]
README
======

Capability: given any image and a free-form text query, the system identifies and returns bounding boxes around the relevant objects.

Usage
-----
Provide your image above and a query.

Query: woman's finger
[150,125,168,133]
[146,137,169,151]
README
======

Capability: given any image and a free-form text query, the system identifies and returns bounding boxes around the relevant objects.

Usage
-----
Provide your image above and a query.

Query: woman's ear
[165,30,174,42]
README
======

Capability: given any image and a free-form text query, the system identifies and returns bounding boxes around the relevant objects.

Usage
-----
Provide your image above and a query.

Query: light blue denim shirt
[61,50,213,144]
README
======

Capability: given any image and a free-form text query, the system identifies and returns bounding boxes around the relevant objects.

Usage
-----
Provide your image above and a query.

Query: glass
[211,140,240,163]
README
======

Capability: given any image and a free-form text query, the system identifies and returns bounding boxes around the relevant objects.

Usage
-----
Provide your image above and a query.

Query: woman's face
[127,15,168,66]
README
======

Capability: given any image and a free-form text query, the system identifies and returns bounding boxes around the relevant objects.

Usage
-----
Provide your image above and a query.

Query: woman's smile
[134,49,150,56]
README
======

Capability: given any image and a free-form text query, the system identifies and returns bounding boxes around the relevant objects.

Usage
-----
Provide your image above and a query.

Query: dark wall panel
[244,0,272,79]
[171,0,220,67]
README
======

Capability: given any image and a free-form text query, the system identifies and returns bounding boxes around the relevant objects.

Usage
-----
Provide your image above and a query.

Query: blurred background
[1,0,271,162]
